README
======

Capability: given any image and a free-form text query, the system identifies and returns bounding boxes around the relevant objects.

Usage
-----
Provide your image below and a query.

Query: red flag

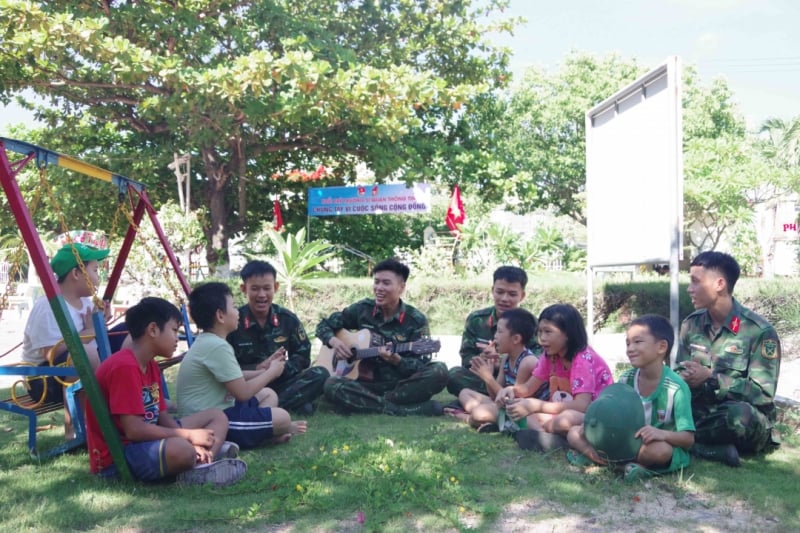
[445,185,465,236]
[273,200,284,231]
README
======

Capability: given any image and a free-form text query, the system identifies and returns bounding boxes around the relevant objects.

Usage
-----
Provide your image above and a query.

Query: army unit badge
[762,339,779,360]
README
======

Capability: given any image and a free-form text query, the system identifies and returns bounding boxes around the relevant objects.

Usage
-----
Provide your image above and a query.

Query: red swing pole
[137,188,192,299]
[103,187,146,303]
[0,140,132,479]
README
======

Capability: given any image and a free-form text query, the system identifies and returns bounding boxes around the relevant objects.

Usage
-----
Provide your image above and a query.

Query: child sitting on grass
[445,308,539,432]
[496,303,614,452]
[566,314,695,482]
[86,297,246,486]
[176,282,306,449]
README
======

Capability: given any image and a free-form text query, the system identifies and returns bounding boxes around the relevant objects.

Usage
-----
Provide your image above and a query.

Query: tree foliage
[469,52,794,256]
[0,0,517,270]
[682,71,794,252]
[488,52,645,224]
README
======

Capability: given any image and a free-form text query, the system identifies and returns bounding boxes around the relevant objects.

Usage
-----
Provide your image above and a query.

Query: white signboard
[585,57,683,267]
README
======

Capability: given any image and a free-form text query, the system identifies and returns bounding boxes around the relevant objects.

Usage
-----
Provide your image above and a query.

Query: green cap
[50,243,110,278]
[584,383,644,463]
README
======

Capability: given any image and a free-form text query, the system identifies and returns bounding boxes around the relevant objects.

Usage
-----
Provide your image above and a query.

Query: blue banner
[307,183,431,217]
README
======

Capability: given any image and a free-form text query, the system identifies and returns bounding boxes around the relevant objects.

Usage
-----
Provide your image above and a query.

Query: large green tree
[0,0,516,271]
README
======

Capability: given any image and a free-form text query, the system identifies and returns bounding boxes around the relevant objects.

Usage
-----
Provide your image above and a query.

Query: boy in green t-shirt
[566,314,695,482]
[177,282,307,448]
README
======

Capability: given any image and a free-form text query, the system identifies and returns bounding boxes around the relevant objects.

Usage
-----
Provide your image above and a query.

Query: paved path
[2,312,798,402]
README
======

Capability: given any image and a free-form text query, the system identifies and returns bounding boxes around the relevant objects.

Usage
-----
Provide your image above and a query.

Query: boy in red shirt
[85,297,246,486]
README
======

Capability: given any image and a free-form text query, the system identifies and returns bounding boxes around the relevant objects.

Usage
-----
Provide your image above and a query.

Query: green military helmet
[584,383,645,463]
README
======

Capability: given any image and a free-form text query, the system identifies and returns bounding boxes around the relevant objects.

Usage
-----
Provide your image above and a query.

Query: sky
[492,0,800,128]
[2,0,799,133]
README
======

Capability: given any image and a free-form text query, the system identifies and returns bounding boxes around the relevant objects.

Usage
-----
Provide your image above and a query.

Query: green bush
[201,275,800,340]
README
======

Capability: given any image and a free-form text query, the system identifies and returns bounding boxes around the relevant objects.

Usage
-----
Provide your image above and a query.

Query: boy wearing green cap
[566,314,695,482]
[22,243,115,437]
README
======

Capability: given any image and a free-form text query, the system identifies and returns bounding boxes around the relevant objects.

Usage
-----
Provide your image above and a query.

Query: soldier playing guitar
[315,259,447,416]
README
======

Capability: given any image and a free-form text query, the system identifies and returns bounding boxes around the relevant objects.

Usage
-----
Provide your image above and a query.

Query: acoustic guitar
[314,329,441,380]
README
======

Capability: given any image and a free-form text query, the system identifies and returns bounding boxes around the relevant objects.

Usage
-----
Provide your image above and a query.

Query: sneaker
[217,441,240,460]
[566,449,595,467]
[623,462,656,483]
[177,458,247,487]
[422,400,444,416]
[498,409,522,435]
[690,443,741,467]
[298,402,316,416]
[442,399,463,411]
[514,429,568,452]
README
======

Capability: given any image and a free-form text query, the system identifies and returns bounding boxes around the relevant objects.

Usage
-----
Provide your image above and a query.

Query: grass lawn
[2,382,799,532]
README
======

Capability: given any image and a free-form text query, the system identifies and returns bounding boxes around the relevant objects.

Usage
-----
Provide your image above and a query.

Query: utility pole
[167,153,192,275]
[167,153,191,216]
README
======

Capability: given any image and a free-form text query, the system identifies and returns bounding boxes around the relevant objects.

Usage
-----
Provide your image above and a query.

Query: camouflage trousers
[323,361,448,415]
[271,366,330,412]
[693,401,775,454]
[446,366,490,397]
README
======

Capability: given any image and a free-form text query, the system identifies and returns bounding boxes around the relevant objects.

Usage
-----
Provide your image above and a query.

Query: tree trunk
[201,146,231,275]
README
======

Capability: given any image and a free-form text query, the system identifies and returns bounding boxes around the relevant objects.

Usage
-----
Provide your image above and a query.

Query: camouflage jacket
[315,298,433,382]
[676,299,781,420]
[459,306,541,367]
[227,303,311,377]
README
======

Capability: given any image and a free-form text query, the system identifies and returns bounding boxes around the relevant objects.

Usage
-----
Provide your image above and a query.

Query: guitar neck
[354,342,414,360]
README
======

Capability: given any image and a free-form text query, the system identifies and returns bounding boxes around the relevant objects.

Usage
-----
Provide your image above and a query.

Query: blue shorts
[224,397,274,449]
[98,439,172,482]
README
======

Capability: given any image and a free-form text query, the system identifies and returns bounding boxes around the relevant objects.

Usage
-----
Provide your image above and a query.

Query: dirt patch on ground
[258,482,780,532]
[466,487,781,532]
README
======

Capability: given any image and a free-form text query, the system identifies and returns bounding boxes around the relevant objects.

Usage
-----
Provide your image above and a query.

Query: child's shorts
[224,397,274,449]
[650,446,691,475]
[98,439,171,482]
[26,351,70,405]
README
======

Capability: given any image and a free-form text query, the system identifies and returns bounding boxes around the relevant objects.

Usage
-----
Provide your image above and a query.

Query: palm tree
[761,116,800,169]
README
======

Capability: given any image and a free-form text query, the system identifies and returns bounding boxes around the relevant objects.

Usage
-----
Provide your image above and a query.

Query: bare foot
[444,407,469,423]
[290,421,308,435]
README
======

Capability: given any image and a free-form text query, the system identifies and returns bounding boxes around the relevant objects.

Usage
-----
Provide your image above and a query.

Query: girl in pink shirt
[496,304,613,450]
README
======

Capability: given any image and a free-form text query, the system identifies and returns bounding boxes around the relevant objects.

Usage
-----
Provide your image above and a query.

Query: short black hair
[240,260,278,282]
[690,251,740,294]
[56,267,77,284]
[498,307,536,346]
[538,303,588,363]
[493,266,528,290]
[125,297,183,340]
[629,314,674,359]
[374,258,410,282]
[189,282,233,330]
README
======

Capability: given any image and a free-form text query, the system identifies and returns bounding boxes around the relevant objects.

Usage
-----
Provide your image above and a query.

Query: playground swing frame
[0,137,193,481]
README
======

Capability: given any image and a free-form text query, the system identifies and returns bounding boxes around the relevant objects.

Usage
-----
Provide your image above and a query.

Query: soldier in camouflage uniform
[675,251,781,467]
[447,266,541,397]
[316,259,447,416]
[227,261,329,414]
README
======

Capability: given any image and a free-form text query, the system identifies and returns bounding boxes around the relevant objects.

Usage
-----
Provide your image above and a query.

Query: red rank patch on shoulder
[244,316,250,329]
[729,316,740,334]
